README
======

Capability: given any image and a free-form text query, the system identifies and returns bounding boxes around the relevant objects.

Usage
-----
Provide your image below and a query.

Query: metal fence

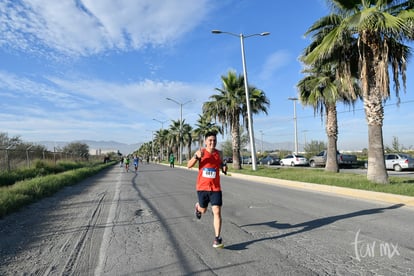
[0,148,100,172]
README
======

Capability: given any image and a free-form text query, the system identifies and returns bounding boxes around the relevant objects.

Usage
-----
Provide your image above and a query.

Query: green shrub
[0,160,102,187]
[0,169,40,187]
[0,162,114,218]
[0,189,32,218]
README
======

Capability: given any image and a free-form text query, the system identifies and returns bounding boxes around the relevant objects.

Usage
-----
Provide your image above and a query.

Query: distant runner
[169,153,175,168]
[124,156,130,172]
[133,156,139,173]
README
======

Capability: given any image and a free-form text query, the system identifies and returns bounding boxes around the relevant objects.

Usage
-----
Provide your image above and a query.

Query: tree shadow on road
[225,203,404,251]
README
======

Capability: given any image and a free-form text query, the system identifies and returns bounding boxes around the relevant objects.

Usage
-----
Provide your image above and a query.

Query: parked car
[258,155,280,165]
[385,153,414,171]
[309,150,358,168]
[223,156,233,163]
[241,156,252,164]
[280,154,309,167]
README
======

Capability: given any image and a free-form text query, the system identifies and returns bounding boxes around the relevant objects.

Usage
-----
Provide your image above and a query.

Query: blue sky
[0,0,413,152]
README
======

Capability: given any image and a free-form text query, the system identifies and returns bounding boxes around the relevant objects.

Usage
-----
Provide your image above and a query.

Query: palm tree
[154,129,169,161]
[203,70,269,169]
[303,0,414,184]
[182,122,193,162]
[193,114,223,148]
[167,120,181,161]
[298,65,360,172]
[300,11,361,173]
[137,142,152,162]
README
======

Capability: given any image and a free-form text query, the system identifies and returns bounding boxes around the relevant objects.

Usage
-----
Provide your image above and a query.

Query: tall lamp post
[212,30,270,171]
[166,97,192,165]
[288,97,299,154]
[152,118,167,129]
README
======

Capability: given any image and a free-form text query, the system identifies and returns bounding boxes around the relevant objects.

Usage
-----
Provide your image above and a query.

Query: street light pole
[166,97,192,165]
[153,118,167,129]
[212,30,270,171]
[288,97,299,154]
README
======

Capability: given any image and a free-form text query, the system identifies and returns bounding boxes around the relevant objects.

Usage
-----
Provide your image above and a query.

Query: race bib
[202,168,216,179]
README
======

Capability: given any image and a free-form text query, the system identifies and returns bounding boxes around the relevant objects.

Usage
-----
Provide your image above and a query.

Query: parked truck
[309,150,358,168]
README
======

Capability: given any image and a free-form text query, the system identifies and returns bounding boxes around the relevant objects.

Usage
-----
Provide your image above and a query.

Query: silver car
[241,156,252,164]
[258,155,280,165]
[280,154,309,167]
[385,153,414,171]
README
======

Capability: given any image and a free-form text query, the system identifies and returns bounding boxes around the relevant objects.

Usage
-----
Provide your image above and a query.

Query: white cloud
[0,70,212,142]
[0,0,211,57]
[45,76,211,114]
[260,50,292,80]
[0,71,94,109]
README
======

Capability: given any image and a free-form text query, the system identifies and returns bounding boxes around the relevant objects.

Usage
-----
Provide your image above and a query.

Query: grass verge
[227,166,414,197]
[0,160,100,187]
[0,161,116,218]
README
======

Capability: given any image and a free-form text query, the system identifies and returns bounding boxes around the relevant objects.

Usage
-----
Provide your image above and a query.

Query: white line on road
[94,170,122,276]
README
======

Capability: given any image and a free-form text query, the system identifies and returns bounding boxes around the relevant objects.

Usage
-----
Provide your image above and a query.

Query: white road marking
[94,171,122,276]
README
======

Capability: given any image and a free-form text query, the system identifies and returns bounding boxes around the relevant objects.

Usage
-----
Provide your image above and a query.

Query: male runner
[124,156,130,172]
[187,131,227,248]
[133,155,139,173]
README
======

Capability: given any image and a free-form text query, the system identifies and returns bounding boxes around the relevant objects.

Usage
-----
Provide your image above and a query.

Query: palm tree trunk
[365,96,388,184]
[325,104,339,172]
[231,119,241,169]
[186,135,192,161]
[360,31,389,184]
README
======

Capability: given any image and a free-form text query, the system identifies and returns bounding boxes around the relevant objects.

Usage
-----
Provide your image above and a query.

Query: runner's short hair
[204,131,217,139]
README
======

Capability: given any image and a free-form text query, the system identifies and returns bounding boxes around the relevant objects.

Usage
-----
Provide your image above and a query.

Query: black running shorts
[197,191,222,208]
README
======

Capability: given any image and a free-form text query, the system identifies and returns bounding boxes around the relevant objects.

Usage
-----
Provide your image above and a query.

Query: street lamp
[212,30,270,171]
[166,97,192,165]
[153,118,167,129]
[288,97,299,154]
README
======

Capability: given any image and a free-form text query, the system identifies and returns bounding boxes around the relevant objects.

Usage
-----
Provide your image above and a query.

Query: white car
[385,153,414,171]
[280,154,309,167]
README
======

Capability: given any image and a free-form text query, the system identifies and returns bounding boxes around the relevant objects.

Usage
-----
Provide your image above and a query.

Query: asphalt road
[1,163,413,275]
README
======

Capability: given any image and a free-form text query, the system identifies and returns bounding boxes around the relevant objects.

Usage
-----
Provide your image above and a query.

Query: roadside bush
[0,190,32,217]
[34,160,87,172]
[0,161,115,218]
[0,160,100,187]
[0,169,40,187]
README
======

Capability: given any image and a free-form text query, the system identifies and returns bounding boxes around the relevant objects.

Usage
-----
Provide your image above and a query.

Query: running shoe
[195,202,202,219]
[213,237,224,248]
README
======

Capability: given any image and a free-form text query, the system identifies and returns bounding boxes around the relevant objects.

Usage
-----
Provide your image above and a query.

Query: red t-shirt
[196,148,222,191]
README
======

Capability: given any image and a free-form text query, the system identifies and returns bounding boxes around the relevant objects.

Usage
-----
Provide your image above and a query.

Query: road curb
[227,172,414,207]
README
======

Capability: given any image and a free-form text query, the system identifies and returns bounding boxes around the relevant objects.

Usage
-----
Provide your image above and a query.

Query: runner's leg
[212,205,221,238]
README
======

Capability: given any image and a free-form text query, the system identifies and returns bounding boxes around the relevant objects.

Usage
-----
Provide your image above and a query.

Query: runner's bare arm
[219,151,227,175]
[187,149,202,169]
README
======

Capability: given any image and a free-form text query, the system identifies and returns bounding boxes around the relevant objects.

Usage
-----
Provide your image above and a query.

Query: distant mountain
[252,140,302,153]
[36,139,300,156]
[37,140,142,155]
